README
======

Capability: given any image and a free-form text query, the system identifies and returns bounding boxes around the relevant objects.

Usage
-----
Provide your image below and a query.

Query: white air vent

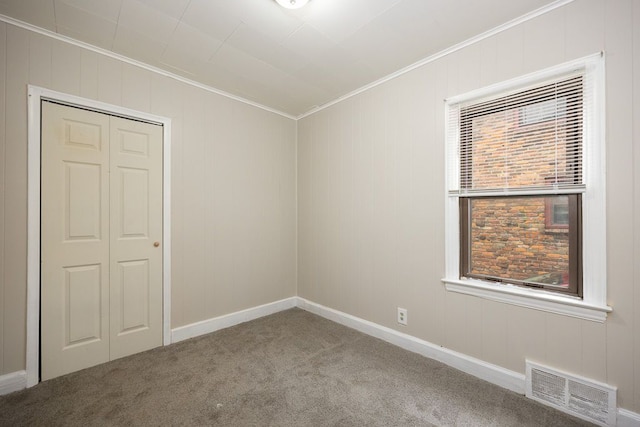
[526,361,617,426]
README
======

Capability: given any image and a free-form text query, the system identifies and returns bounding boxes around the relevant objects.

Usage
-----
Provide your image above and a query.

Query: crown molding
[0,0,576,121]
[297,0,575,119]
[0,14,297,121]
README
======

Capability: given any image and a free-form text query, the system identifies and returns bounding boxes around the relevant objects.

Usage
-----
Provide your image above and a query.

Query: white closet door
[109,116,163,360]
[41,102,111,380]
[41,102,163,380]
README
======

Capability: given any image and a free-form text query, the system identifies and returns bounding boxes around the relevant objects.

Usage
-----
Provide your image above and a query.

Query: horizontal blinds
[447,72,588,196]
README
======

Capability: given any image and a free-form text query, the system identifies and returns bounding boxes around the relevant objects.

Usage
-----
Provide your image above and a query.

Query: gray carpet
[0,308,591,426]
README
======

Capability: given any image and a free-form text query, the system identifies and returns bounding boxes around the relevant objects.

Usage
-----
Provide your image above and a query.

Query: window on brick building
[544,195,570,230]
[444,54,609,319]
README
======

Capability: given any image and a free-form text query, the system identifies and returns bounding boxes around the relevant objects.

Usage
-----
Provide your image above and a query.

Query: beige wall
[298,0,640,413]
[1,0,639,416]
[0,22,297,375]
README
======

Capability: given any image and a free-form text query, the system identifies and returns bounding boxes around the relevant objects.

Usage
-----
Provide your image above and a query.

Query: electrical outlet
[397,307,408,326]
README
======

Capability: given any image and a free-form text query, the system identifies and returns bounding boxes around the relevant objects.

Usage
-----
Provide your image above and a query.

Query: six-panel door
[41,102,163,380]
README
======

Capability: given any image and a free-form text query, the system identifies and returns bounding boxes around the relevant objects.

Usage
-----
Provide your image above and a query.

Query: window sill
[441,278,612,322]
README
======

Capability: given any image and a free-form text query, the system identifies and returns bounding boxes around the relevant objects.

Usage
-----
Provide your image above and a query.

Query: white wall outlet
[397,307,408,325]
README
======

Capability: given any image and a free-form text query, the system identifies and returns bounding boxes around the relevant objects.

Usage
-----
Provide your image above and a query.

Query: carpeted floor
[0,308,591,426]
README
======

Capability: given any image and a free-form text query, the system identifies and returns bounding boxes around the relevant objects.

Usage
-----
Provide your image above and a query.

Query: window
[443,54,610,321]
[460,194,581,295]
[456,74,583,296]
[520,97,567,126]
[544,195,570,230]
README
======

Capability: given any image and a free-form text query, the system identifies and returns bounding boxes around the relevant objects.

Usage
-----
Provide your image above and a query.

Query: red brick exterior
[468,109,571,190]
[470,197,569,281]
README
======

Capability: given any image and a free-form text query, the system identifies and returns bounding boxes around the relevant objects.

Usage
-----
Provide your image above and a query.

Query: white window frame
[442,53,611,322]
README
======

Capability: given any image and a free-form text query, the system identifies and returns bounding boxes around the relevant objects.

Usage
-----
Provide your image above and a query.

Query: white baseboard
[0,370,27,396]
[296,297,640,425]
[618,409,640,427]
[7,295,640,425]
[171,297,298,343]
[295,297,525,394]
[171,296,521,393]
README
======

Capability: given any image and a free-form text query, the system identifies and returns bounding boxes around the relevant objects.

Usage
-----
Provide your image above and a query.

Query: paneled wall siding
[298,0,639,413]
[1,0,639,417]
[0,22,297,375]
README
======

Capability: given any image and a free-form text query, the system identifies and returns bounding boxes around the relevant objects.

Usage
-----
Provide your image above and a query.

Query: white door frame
[26,85,172,387]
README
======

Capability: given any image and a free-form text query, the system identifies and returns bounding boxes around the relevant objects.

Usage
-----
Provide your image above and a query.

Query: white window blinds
[447,71,590,197]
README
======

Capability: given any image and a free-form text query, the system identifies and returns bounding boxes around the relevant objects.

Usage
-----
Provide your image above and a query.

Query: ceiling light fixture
[275,0,309,9]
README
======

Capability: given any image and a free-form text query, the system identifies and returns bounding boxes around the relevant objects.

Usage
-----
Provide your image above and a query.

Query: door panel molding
[27,85,172,387]
[108,114,163,362]
[40,103,110,380]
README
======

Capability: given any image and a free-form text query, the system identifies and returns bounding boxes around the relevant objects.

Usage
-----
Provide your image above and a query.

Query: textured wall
[298,0,640,412]
[0,22,297,376]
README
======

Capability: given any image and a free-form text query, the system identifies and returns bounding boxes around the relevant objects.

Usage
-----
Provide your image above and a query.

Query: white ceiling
[0,0,560,117]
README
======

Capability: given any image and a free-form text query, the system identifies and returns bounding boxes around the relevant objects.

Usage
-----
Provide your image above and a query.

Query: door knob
[153,241,160,247]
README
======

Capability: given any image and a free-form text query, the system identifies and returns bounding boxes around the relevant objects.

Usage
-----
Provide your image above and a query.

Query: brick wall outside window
[470,197,569,284]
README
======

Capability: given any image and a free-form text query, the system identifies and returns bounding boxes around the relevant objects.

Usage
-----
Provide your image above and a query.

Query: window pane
[468,196,571,288]
[520,98,567,125]
[466,103,578,190]
[459,76,584,193]
[553,202,569,224]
